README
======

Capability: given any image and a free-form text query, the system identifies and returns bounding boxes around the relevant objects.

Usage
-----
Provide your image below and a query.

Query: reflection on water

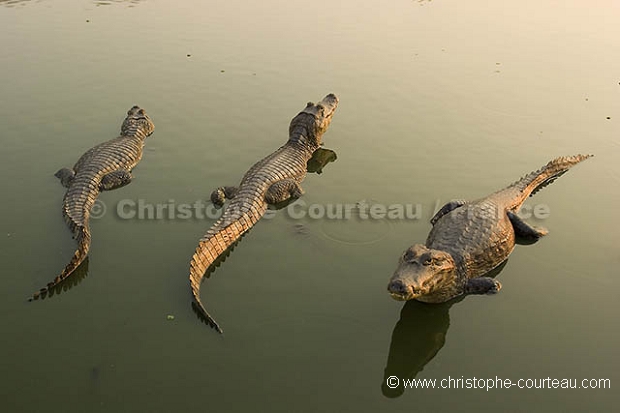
[29,257,90,301]
[382,298,456,398]
[382,261,507,398]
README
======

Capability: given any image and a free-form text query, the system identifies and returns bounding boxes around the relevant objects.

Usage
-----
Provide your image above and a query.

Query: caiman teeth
[390,293,408,301]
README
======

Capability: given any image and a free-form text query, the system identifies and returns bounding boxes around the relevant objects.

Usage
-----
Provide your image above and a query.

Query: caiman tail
[502,154,593,210]
[31,181,96,301]
[189,204,267,333]
[30,225,91,301]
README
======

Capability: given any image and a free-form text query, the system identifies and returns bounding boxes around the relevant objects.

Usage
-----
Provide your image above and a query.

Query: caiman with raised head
[30,106,154,300]
[189,94,339,333]
[388,154,592,303]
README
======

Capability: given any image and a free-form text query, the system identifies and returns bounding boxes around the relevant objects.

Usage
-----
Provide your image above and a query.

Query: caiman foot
[307,148,337,174]
[55,168,75,188]
[464,277,502,295]
[210,186,238,208]
[431,199,467,225]
[100,170,133,190]
[507,211,548,240]
[265,179,304,205]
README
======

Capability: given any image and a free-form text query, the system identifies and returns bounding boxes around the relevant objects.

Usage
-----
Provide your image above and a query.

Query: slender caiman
[388,154,592,303]
[30,106,154,300]
[189,94,339,333]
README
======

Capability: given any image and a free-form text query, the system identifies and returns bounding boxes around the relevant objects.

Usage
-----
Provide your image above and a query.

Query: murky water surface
[1,1,618,411]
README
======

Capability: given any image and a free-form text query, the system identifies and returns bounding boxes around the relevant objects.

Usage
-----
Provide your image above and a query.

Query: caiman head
[387,244,458,303]
[289,93,339,148]
[121,106,155,138]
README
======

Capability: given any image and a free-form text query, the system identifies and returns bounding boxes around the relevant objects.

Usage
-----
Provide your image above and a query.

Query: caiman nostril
[388,279,408,295]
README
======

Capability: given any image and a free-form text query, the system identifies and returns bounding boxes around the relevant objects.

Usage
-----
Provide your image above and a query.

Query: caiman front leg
[431,199,467,225]
[55,168,75,188]
[210,186,239,208]
[464,277,502,295]
[265,179,304,205]
[100,170,133,190]
[507,211,549,240]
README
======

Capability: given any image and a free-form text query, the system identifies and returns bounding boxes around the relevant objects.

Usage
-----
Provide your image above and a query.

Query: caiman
[30,106,154,300]
[388,154,592,303]
[189,93,339,333]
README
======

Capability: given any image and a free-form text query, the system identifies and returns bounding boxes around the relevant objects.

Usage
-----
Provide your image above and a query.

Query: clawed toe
[488,280,502,294]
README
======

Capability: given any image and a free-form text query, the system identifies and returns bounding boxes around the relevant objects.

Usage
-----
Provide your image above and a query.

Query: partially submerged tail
[502,154,593,210]
[29,225,91,301]
[189,205,266,333]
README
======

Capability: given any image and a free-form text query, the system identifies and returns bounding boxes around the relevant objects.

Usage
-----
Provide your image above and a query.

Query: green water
[1,1,618,412]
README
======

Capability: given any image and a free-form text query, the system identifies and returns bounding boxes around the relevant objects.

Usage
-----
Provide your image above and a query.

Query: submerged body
[30,106,154,300]
[388,155,592,303]
[189,94,339,333]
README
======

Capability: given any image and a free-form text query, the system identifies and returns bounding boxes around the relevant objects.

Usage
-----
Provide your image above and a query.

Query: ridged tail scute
[29,225,91,301]
[505,154,593,210]
[189,208,265,334]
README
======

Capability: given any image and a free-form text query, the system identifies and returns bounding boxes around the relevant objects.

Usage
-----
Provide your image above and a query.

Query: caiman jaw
[389,292,411,301]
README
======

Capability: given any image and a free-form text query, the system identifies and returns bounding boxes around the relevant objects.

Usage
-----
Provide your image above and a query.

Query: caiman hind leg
[100,170,133,190]
[464,277,502,295]
[210,186,239,208]
[431,199,467,225]
[507,211,548,240]
[265,179,304,205]
[55,168,75,188]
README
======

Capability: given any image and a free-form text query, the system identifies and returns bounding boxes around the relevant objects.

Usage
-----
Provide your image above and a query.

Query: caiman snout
[314,94,339,120]
[321,93,339,109]
[121,105,154,138]
[387,279,414,301]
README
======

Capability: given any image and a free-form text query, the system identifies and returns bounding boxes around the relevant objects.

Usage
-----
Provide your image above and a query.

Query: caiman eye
[423,258,432,266]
